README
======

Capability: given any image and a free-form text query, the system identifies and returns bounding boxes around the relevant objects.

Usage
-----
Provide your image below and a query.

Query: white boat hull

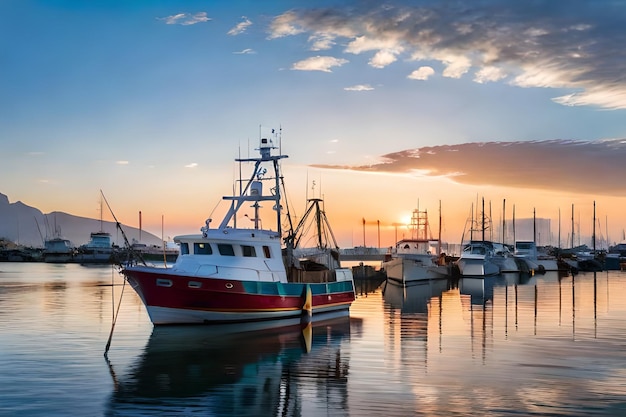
[384,256,449,284]
[456,254,500,277]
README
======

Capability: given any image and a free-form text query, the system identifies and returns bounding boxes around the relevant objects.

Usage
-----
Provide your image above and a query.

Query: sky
[2,0,626,249]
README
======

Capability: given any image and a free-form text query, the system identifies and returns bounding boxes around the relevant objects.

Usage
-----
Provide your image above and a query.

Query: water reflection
[107,317,357,416]
[4,264,626,416]
[383,278,450,313]
[376,271,626,416]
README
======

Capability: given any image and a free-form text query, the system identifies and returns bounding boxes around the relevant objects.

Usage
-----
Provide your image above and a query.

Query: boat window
[472,246,486,255]
[194,243,213,255]
[218,244,235,256]
[180,243,189,255]
[263,245,271,258]
[242,245,256,257]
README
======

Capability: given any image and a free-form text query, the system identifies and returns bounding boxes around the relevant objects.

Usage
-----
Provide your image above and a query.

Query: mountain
[0,193,164,248]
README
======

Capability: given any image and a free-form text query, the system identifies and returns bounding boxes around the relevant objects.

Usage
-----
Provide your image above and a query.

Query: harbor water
[2,263,626,416]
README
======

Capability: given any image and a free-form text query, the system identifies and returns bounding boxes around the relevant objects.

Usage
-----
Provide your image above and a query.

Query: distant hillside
[0,193,164,248]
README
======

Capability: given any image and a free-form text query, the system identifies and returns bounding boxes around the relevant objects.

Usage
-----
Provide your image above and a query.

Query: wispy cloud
[344,84,374,91]
[269,1,626,109]
[228,17,252,35]
[158,12,210,26]
[185,163,198,168]
[233,48,256,55]
[309,33,336,51]
[291,56,348,72]
[116,160,129,165]
[312,139,626,196]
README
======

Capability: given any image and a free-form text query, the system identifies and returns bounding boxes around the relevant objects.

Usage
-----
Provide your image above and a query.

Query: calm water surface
[1,263,626,416]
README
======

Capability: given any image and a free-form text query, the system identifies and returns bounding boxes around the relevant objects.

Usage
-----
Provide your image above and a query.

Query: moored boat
[454,198,509,277]
[455,240,501,277]
[43,237,75,263]
[75,231,115,264]
[121,133,355,325]
[514,240,558,273]
[382,207,448,285]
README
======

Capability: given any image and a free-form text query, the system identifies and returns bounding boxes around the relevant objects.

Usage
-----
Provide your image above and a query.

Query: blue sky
[2,0,626,247]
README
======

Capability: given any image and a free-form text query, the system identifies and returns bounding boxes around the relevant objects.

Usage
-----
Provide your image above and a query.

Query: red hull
[124,268,355,325]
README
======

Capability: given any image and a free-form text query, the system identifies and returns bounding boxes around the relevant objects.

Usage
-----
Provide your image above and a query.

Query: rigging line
[279,172,295,239]
[104,277,127,357]
[100,190,146,266]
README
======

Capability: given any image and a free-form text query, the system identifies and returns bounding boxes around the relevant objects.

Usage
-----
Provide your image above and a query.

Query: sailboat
[121,133,356,325]
[454,198,514,277]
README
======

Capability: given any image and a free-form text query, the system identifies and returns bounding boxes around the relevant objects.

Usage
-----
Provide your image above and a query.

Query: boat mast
[482,197,485,242]
[513,204,516,244]
[437,200,442,255]
[593,200,596,254]
[289,198,340,250]
[533,208,536,244]
[502,199,506,245]
[99,196,104,232]
[571,204,574,248]
[558,207,561,249]
[470,202,474,241]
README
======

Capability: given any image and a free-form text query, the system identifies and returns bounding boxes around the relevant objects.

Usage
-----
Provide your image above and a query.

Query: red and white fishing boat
[122,133,355,325]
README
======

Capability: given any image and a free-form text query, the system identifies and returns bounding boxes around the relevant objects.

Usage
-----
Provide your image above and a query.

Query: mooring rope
[104,270,127,357]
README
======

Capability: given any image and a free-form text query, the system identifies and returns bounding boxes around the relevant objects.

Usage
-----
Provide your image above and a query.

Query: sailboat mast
[571,204,574,248]
[533,208,536,244]
[513,204,516,244]
[438,200,442,255]
[558,208,561,249]
[593,200,596,254]
[482,197,485,242]
[502,199,506,245]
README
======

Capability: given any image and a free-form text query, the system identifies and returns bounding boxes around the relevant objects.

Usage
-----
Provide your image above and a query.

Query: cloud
[474,66,507,83]
[311,139,626,196]
[369,49,399,68]
[228,17,252,35]
[233,48,256,55]
[185,163,198,168]
[309,33,336,51]
[344,84,374,91]
[291,56,348,72]
[116,160,129,165]
[159,12,210,26]
[268,1,626,109]
[268,11,306,38]
[408,66,435,80]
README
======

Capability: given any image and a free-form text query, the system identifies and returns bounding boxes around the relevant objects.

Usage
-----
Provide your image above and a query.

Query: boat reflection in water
[383,278,450,314]
[458,275,508,305]
[458,271,551,305]
[108,316,358,415]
